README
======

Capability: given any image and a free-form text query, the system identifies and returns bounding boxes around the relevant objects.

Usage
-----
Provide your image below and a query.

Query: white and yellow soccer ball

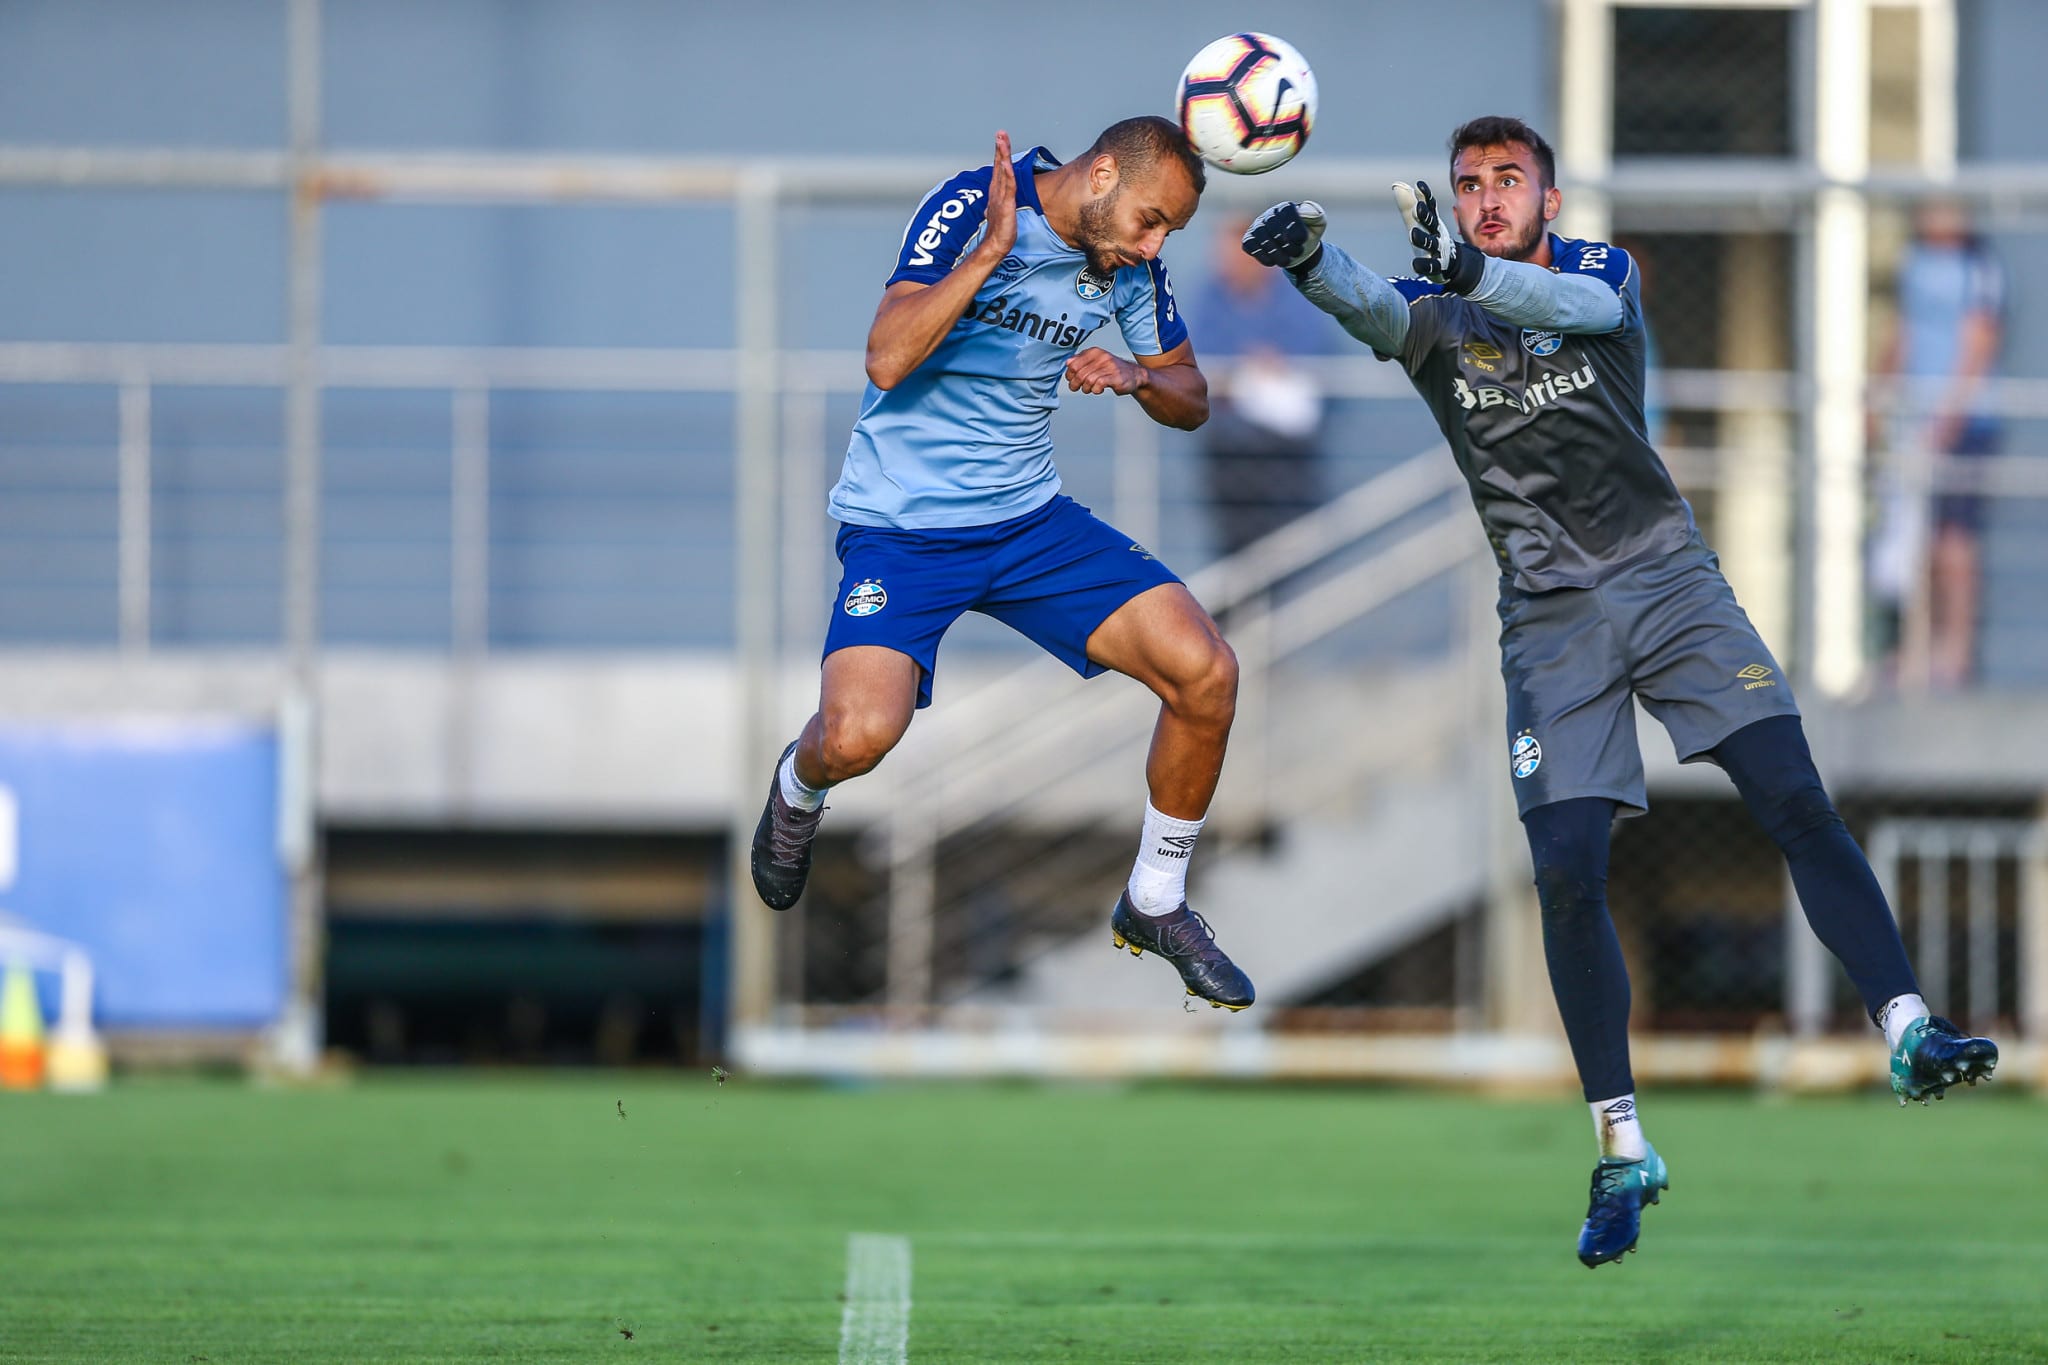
[1175,32,1317,175]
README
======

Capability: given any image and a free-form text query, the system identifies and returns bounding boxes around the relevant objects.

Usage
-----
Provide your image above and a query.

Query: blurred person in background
[1242,115,1998,1272]
[1869,199,2006,690]
[750,121,1255,1014]
[1194,213,1339,559]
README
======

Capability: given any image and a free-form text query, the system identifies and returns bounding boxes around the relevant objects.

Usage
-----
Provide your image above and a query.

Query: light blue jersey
[829,146,1191,530]
[1896,239,2005,434]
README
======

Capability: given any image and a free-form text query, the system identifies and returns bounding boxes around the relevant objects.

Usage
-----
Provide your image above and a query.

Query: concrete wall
[1,0,1549,348]
[0,651,2038,831]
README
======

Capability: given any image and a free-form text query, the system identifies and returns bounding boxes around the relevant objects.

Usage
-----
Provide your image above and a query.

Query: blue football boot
[1890,1016,1998,1105]
[1109,893,1255,1011]
[1577,1145,1669,1268]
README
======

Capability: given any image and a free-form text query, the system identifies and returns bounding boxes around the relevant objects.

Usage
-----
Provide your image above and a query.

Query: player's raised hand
[976,130,1018,262]
[1241,201,1326,273]
[1393,181,1482,293]
[1065,347,1144,396]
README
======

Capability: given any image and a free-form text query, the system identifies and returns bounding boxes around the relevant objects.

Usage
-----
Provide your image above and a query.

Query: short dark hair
[1449,116,1557,189]
[1085,115,1207,195]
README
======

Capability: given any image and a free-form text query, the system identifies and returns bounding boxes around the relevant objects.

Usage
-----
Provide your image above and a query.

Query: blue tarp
[0,720,286,1029]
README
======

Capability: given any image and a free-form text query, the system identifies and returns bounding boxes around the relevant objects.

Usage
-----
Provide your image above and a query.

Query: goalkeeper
[1240,115,1998,1269]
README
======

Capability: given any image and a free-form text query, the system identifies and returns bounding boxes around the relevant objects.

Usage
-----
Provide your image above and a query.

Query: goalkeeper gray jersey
[1300,234,1695,592]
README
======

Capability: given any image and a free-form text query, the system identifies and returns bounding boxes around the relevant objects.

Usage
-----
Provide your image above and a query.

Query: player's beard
[1467,212,1547,263]
[1075,187,1129,276]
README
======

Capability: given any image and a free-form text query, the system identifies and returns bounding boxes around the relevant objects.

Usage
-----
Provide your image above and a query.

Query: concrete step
[984,769,1487,1013]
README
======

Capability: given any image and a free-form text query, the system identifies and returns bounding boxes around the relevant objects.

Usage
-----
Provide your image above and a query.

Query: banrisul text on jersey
[829,146,1190,531]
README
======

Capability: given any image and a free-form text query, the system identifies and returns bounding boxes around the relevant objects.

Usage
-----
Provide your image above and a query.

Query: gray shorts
[1497,533,1801,818]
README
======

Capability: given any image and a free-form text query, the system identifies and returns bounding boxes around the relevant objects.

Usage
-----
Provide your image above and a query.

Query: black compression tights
[1522,797,1633,1103]
[1710,714,1919,1019]
[1523,715,1922,1104]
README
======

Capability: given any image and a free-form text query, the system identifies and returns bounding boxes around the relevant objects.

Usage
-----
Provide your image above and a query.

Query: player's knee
[1532,858,1601,921]
[1170,636,1238,727]
[817,705,906,781]
[1200,638,1240,721]
[1718,716,1843,846]
[1758,780,1843,849]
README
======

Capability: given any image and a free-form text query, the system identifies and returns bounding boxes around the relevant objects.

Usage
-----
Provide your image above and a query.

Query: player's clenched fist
[1065,347,1144,396]
[1240,200,1327,274]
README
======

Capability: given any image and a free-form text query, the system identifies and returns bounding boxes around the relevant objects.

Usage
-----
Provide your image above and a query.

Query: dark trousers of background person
[1200,409,1323,560]
[1875,421,1997,687]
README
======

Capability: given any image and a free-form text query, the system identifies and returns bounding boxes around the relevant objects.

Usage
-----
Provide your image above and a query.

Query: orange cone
[0,961,47,1090]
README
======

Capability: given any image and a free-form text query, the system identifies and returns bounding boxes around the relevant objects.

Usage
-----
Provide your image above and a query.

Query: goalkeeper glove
[1392,180,1484,294]
[1240,200,1327,276]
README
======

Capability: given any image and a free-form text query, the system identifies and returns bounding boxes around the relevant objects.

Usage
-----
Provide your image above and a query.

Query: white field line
[839,1232,912,1365]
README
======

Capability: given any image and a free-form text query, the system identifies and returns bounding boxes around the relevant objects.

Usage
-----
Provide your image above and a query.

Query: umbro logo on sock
[1155,834,1199,859]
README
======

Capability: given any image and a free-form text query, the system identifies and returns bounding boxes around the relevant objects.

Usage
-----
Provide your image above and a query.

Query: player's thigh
[974,497,1190,688]
[1619,551,1799,761]
[1083,583,1234,702]
[823,522,983,710]
[1499,586,1646,818]
[817,645,920,758]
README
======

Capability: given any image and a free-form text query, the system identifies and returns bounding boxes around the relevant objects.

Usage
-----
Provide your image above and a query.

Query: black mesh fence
[1612,6,1796,159]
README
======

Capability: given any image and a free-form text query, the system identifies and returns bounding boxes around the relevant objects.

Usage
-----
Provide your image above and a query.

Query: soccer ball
[1175,33,1317,175]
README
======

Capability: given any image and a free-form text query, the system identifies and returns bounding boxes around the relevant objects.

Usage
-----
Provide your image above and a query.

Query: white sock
[1878,993,1930,1051]
[1125,802,1205,915]
[1590,1094,1648,1162]
[777,748,827,812]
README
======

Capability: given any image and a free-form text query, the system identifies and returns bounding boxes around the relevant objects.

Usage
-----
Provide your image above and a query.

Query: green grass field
[1,1077,2042,1363]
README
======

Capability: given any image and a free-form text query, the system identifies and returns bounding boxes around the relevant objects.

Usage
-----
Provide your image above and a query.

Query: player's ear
[1543,184,1562,223]
[1090,154,1120,197]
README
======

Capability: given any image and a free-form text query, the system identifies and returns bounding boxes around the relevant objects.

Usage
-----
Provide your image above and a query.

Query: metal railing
[23,345,2048,659]
[1866,817,2048,1036]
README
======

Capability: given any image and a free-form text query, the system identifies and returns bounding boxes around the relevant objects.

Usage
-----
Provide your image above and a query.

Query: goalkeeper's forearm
[1289,243,1411,356]
[1465,256,1622,334]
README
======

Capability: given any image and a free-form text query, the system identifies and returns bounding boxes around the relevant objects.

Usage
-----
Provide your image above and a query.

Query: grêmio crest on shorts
[829,145,1190,533]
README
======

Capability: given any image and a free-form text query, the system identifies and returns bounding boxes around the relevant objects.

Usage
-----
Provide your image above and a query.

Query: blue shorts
[824,495,1180,708]
[1933,421,2000,532]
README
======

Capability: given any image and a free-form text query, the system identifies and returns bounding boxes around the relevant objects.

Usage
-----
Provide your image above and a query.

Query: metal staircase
[820,445,1503,1015]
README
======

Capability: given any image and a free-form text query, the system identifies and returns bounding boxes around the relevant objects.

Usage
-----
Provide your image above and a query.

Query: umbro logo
[1461,341,1503,373]
[1738,664,1776,690]
[1155,834,1198,859]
